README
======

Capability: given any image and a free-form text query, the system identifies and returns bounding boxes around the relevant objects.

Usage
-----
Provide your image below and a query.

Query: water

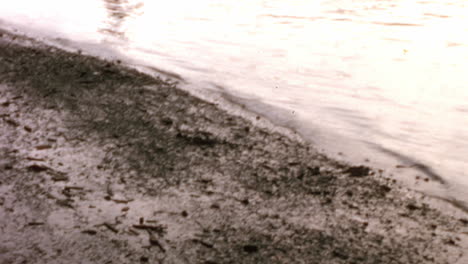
[1,0,467,207]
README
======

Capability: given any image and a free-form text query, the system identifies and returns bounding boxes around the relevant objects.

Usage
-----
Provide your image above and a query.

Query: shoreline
[1,29,467,263]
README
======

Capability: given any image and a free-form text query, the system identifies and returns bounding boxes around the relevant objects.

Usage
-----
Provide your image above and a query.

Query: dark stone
[176,132,218,147]
[181,210,188,217]
[27,164,49,172]
[161,117,173,126]
[332,249,349,260]
[445,239,456,246]
[243,244,258,253]
[406,203,420,211]
[308,166,320,175]
[81,229,97,235]
[379,185,392,193]
[5,119,19,127]
[345,166,371,177]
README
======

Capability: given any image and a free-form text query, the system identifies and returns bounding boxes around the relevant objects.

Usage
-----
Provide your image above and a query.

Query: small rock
[82,230,97,235]
[322,197,333,204]
[161,117,173,126]
[35,145,52,150]
[27,164,49,172]
[243,244,258,253]
[379,185,392,193]
[140,256,149,263]
[5,119,19,127]
[445,238,456,246]
[181,210,188,217]
[332,249,349,260]
[406,203,420,211]
[344,166,371,177]
[308,166,320,175]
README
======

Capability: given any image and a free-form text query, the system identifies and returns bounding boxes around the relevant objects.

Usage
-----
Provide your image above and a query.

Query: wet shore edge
[1,29,467,263]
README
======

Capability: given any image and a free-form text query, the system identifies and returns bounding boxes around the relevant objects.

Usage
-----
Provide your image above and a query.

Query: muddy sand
[0,30,467,264]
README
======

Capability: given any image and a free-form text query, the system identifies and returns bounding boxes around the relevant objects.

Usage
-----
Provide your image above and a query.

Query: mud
[0,29,467,263]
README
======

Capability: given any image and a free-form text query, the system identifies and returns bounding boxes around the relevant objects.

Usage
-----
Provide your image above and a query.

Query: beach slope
[0,30,467,264]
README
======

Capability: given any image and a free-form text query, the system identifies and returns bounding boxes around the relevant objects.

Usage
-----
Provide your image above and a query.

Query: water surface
[1,0,467,206]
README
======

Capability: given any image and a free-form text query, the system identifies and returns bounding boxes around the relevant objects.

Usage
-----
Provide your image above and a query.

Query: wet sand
[0,29,467,263]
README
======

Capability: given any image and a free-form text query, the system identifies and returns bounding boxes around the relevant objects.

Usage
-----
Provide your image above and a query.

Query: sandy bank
[0,29,467,263]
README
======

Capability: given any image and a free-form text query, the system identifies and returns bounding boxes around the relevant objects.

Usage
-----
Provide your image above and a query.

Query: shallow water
[1,0,467,206]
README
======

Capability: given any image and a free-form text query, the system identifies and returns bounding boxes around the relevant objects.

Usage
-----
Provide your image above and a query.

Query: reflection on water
[1,0,468,207]
[100,0,143,39]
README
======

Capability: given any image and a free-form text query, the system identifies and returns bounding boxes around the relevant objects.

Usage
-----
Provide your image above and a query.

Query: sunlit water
[1,0,468,208]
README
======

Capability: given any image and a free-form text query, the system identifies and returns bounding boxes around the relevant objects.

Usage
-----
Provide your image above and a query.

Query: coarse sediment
[0,29,467,264]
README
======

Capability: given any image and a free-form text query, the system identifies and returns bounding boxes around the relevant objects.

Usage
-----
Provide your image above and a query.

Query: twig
[27,222,45,226]
[103,222,118,233]
[132,224,166,235]
[112,199,133,204]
